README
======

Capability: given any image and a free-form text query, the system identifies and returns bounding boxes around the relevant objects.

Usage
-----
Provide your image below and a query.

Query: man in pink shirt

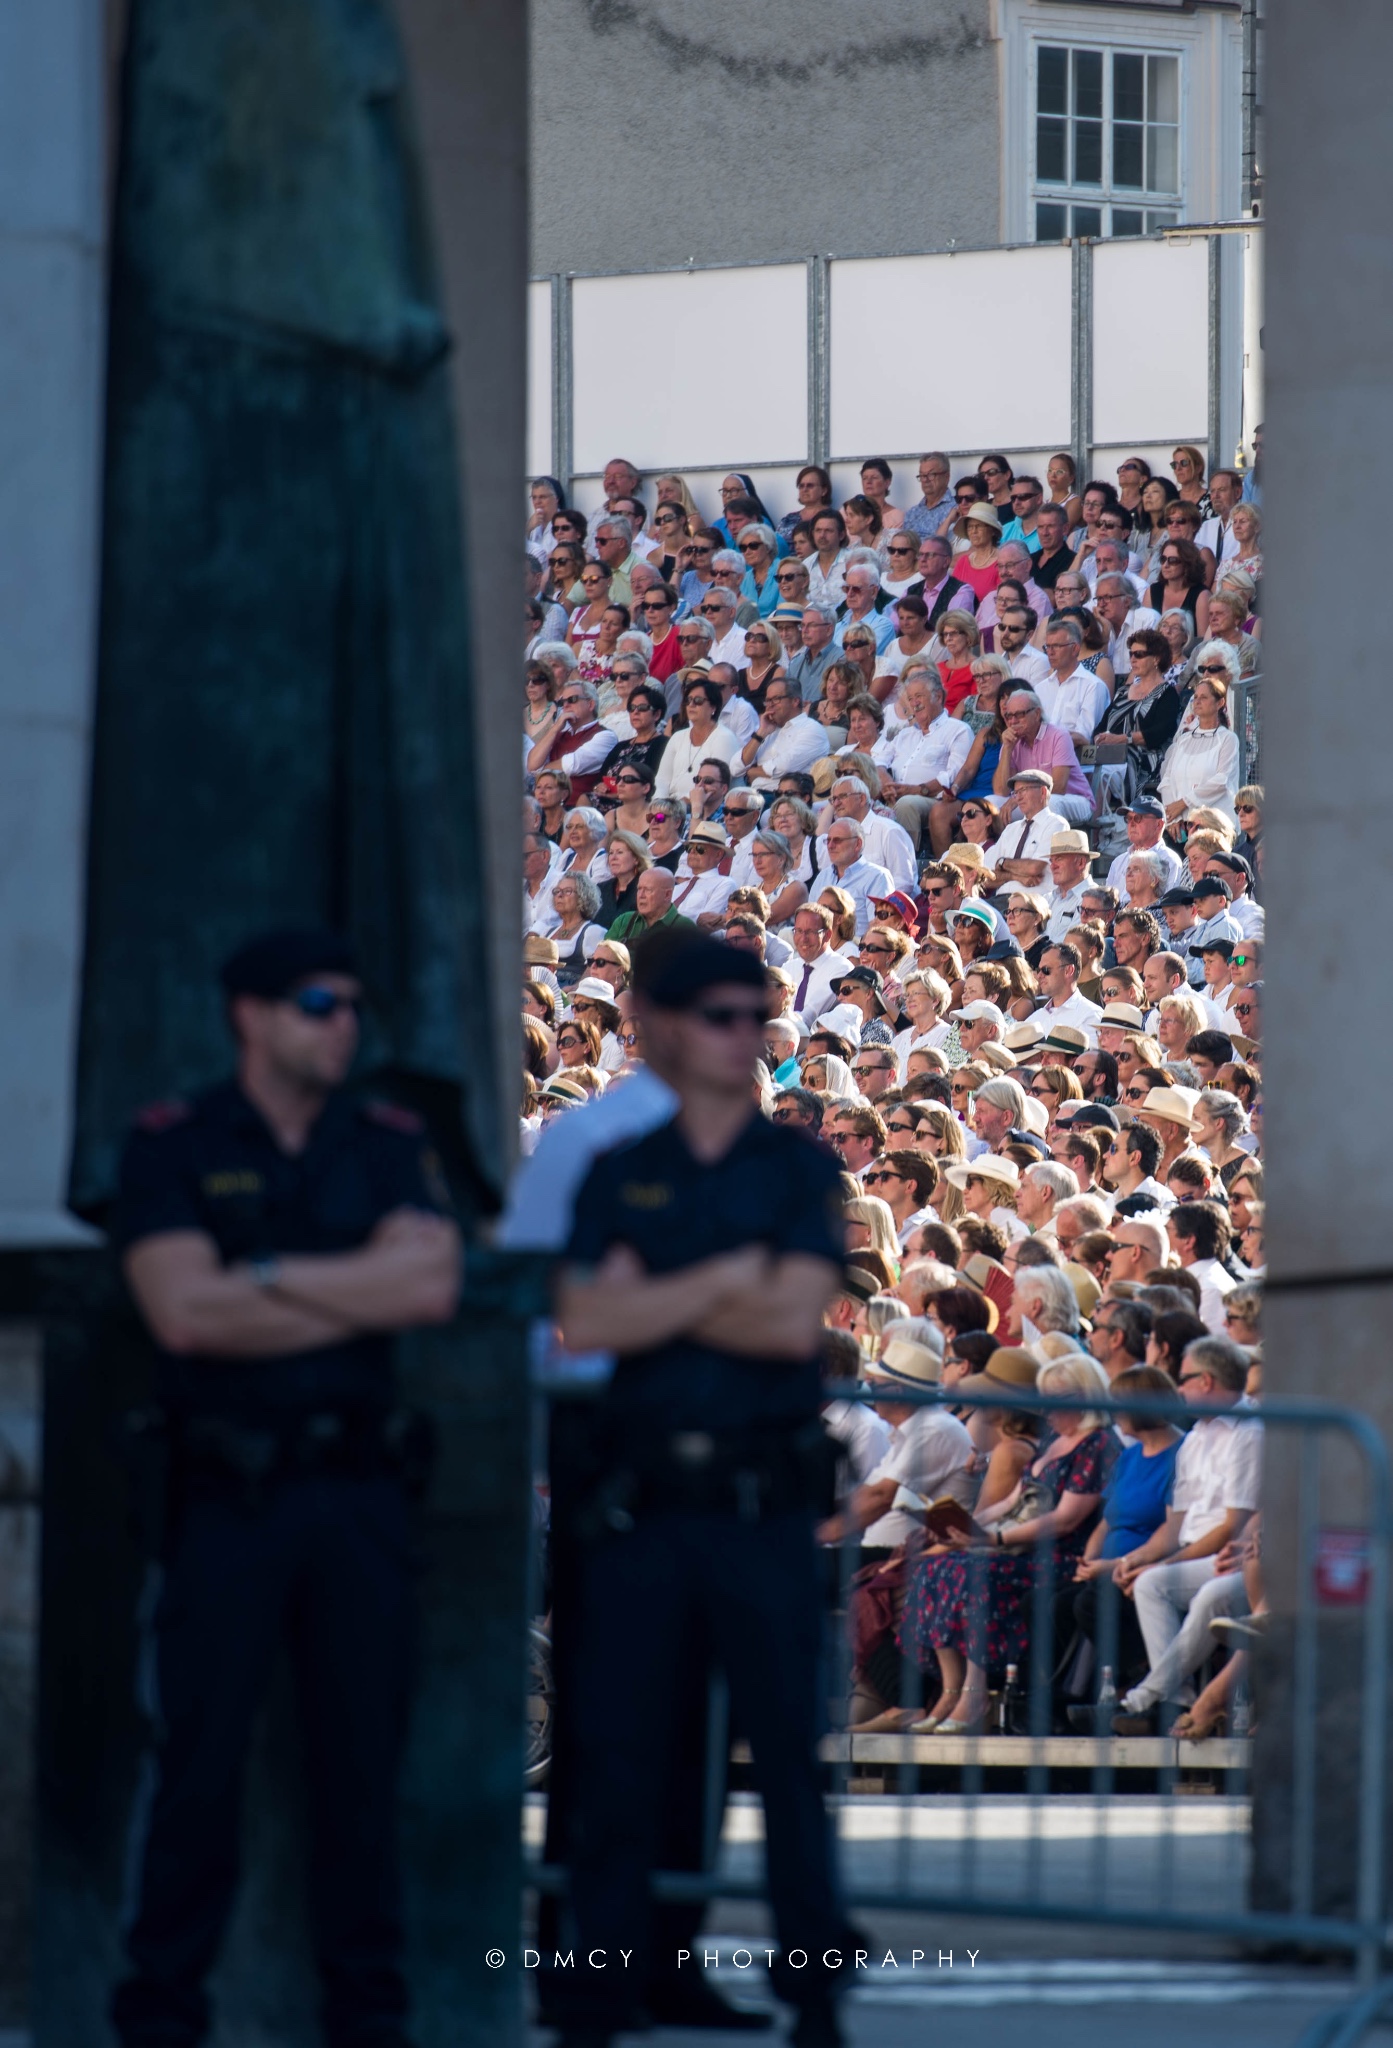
[993,689,1094,826]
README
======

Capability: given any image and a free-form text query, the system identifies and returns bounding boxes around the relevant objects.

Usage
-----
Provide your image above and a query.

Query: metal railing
[533,226,1254,495]
[1236,674,1262,786]
[527,1379,1393,2029]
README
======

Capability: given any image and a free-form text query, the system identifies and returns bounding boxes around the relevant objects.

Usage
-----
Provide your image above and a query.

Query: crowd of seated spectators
[522,447,1266,1738]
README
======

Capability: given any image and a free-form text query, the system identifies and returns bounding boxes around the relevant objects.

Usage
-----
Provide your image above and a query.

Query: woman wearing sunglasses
[736,524,782,617]
[565,561,616,662]
[1149,536,1210,639]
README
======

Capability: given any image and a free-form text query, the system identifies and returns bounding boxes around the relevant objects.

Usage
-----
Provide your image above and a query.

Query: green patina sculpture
[72,0,497,1215]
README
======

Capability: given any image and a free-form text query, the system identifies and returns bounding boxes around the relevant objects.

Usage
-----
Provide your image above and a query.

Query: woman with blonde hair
[652,471,701,527]
[1156,989,1209,1061]
[818,885,858,950]
[750,829,809,928]
[845,1195,902,1270]
[892,970,953,1080]
[767,794,822,884]
[1160,649,1241,827]
[935,609,983,714]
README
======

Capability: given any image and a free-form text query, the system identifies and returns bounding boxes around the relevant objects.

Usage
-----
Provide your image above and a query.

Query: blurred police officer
[109,929,462,2048]
[554,935,854,2048]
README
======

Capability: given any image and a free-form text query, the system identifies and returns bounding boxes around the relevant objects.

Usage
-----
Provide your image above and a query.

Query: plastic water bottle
[1096,1665,1118,1721]
[998,1663,1020,1734]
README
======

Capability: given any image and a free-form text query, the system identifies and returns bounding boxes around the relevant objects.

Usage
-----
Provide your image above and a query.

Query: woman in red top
[936,610,981,714]
[950,503,1003,602]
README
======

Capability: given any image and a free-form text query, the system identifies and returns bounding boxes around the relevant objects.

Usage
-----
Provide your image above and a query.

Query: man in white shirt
[876,673,974,852]
[1093,575,1161,675]
[788,902,853,1029]
[819,777,917,891]
[1112,1336,1260,1731]
[1105,796,1184,901]
[996,607,1052,686]
[1101,1139,1174,1219]
[1207,852,1264,938]
[1043,830,1094,943]
[815,1338,975,1552]
[1080,534,1148,602]
[720,787,764,888]
[669,822,736,922]
[694,585,748,668]
[1168,1201,1238,1332]
[1034,941,1103,1044]
[1195,469,1245,566]
[823,818,893,936]
[741,678,828,791]
[1036,619,1110,743]
[993,769,1070,886]
[709,662,759,750]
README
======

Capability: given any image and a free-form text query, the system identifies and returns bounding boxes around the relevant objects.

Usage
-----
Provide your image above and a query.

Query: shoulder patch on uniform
[134,1098,192,1133]
[361,1098,426,1136]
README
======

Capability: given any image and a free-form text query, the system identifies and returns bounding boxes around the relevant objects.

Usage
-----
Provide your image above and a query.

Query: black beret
[220,927,359,999]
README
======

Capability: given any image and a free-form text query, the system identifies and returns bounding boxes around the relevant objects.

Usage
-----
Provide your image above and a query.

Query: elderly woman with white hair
[1159,642,1242,827]
[1122,848,1168,911]
[736,522,782,617]
[899,1349,1116,1732]
[548,872,607,989]
[557,805,612,884]
[750,828,809,928]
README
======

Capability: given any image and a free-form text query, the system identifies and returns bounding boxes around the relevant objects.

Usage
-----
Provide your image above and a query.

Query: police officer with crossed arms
[109,929,462,2048]
[553,933,856,2048]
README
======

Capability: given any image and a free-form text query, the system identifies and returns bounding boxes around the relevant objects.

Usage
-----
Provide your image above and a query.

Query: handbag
[995,1476,1057,1531]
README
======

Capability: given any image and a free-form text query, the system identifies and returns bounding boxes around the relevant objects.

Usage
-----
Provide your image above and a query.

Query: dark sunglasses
[695,1003,770,1031]
[291,986,362,1021]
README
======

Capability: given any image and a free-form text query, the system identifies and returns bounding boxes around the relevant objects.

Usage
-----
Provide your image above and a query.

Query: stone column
[1254,0,1393,1925]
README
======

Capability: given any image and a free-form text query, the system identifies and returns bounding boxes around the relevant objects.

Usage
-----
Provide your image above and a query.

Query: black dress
[1149,578,1207,625]
[596,875,640,926]
[1097,676,1183,801]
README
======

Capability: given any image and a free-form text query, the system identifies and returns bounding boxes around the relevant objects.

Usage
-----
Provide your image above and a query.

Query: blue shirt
[902,492,957,540]
[1100,1437,1180,1556]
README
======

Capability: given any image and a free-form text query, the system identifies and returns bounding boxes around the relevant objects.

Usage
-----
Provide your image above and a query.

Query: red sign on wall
[1314,1530,1372,1608]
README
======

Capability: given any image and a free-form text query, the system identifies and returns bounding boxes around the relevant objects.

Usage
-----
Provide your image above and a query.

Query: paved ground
[524,1794,1364,2047]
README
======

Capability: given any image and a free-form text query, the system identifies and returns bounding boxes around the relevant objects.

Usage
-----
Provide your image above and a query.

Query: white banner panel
[1093,237,1209,446]
[829,247,1073,457]
[527,278,553,478]
[572,265,807,474]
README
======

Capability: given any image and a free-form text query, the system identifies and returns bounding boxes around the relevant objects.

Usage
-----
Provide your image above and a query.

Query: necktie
[795,962,814,1009]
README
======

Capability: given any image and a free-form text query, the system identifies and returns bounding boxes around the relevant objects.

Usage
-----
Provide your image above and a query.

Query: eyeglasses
[694,1003,769,1031]
[618,1029,641,1047]
[1177,1371,1210,1387]
[698,603,726,616]
[1009,490,1040,505]
[860,941,894,957]
[558,694,588,708]
[775,569,803,582]
[1123,1085,1149,1102]
[290,986,362,1020]
[885,1118,917,1134]
[688,544,714,557]
[886,543,917,556]
[772,1105,802,1123]
[1236,803,1258,815]
[852,1063,889,1078]
[738,540,764,554]
[639,598,671,613]
[863,1169,903,1186]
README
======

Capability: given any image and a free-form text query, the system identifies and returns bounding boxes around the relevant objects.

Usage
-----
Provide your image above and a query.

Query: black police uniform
[557,1110,854,2037]
[108,1078,450,2048]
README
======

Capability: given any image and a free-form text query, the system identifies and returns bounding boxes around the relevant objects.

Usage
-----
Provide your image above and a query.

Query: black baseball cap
[220,927,358,999]
[1192,875,1232,901]
[1157,887,1195,909]
[1197,937,1235,959]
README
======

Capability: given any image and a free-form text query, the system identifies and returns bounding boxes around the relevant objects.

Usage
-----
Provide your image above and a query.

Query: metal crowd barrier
[527,1380,1393,2026]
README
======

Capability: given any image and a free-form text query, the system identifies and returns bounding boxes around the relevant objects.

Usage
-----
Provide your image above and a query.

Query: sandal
[931,1686,990,1736]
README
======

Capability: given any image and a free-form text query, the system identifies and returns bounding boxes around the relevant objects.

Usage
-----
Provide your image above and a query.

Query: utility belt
[573,1416,839,1540]
[119,1402,437,1547]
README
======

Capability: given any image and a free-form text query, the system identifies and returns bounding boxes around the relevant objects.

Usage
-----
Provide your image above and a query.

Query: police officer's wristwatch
[248,1255,282,1291]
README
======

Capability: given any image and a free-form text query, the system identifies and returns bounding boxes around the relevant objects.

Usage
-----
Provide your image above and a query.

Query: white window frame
[1029,36,1184,242]
[993,1,1243,250]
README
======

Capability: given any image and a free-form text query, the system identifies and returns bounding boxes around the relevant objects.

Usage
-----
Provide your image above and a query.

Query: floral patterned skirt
[898,1543,1082,1673]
